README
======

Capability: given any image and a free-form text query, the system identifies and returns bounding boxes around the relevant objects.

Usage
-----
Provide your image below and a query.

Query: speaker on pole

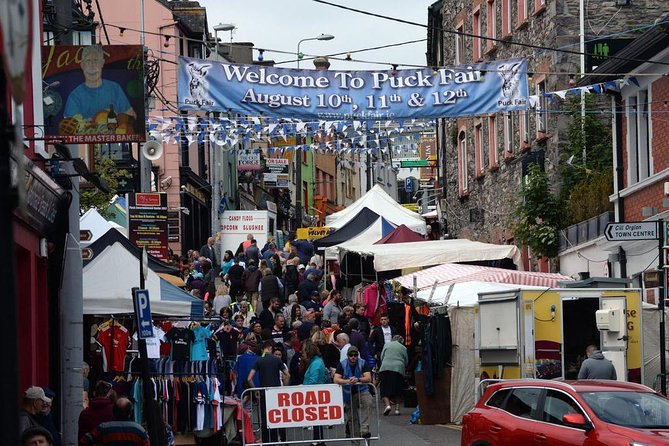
[142,135,163,161]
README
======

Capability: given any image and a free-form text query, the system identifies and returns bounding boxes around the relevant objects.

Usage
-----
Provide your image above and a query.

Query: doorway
[562,298,600,379]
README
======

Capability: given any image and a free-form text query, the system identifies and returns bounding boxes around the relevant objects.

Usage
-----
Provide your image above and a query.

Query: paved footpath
[375,411,462,446]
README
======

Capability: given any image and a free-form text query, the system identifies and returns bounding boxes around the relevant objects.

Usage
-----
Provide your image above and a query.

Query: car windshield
[579,391,669,428]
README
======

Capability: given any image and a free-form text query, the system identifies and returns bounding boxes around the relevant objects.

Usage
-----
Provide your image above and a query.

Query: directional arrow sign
[133,289,154,339]
[605,222,658,241]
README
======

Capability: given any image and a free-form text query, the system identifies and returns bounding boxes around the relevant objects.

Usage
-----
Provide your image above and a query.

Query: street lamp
[296,34,334,68]
[213,23,236,61]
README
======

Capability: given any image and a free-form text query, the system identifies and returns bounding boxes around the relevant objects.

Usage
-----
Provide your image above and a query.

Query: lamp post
[213,23,236,61]
[296,34,334,68]
[294,35,334,229]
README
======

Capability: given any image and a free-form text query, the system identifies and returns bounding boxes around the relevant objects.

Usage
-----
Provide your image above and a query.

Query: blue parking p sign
[405,177,413,193]
[133,289,154,339]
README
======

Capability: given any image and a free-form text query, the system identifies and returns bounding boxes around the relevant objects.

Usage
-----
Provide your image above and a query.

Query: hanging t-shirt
[191,326,213,361]
[98,324,130,372]
[165,327,195,361]
[158,322,173,356]
[133,325,166,359]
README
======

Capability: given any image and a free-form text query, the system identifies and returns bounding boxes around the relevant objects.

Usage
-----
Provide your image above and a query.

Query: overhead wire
[310,0,669,68]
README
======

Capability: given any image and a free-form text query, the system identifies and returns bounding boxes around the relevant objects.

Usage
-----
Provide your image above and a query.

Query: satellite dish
[142,138,163,161]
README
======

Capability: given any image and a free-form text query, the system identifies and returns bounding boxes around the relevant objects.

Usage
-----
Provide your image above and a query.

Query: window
[519,110,530,149]
[486,389,511,408]
[517,0,528,26]
[627,89,652,184]
[458,130,468,196]
[473,8,482,61]
[488,115,498,168]
[503,112,513,153]
[502,0,512,37]
[455,22,466,65]
[486,0,497,51]
[534,0,547,14]
[505,388,542,419]
[475,122,484,175]
[535,78,548,137]
[542,390,583,426]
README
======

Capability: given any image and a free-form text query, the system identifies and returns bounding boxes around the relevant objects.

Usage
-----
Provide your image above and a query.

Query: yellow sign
[297,226,333,240]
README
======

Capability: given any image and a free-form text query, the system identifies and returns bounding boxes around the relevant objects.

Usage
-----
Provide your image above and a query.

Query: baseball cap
[347,346,360,356]
[25,386,52,403]
[298,264,306,270]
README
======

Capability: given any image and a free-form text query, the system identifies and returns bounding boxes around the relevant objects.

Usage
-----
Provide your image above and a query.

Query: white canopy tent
[80,208,126,246]
[324,217,394,260]
[325,184,426,234]
[83,236,202,317]
[336,238,523,271]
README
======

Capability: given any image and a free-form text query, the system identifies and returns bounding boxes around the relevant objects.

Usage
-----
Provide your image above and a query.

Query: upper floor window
[517,0,528,26]
[475,122,485,175]
[503,112,513,153]
[455,22,466,65]
[535,77,548,137]
[473,7,482,61]
[627,89,652,184]
[486,0,497,51]
[488,116,499,168]
[458,130,469,196]
[502,0,513,37]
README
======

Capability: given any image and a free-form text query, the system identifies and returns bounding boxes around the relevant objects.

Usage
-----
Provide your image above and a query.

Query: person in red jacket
[77,380,114,441]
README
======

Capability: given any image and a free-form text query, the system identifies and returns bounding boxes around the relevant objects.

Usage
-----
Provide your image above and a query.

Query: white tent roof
[83,240,201,316]
[80,208,125,246]
[337,238,523,271]
[325,184,426,234]
[416,281,544,307]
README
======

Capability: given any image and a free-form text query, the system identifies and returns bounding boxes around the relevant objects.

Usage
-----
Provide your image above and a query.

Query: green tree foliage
[560,94,613,225]
[80,156,129,218]
[513,163,562,259]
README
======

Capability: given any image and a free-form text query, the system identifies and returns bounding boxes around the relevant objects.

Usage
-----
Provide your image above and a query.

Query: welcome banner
[178,57,529,119]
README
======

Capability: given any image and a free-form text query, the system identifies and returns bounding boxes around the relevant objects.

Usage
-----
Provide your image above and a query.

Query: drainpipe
[613,92,627,278]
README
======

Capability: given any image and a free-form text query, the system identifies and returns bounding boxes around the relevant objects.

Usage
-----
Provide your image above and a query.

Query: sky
[197,0,436,71]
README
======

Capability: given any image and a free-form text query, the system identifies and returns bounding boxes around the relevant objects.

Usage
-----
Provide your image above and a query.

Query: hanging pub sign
[237,150,262,170]
[263,158,290,188]
[41,45,146,144]
[128,192,169,262]
[177,56,529,119]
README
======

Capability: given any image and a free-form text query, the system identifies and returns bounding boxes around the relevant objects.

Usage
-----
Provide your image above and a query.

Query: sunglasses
[348,353,359,357]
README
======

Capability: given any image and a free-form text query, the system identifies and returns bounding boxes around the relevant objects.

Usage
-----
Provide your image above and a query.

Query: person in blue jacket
[303,342,329,446]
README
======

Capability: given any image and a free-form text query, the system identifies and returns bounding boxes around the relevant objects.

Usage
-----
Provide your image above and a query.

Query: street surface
[377,412,462,445]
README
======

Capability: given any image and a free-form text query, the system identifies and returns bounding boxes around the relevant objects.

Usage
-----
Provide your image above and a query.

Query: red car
[461,379,669,445]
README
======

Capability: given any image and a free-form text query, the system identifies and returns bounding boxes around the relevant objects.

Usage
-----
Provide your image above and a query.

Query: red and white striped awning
[395,263,571,291]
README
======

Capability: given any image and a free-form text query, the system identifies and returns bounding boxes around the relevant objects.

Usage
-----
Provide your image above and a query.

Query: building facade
[427,0,662,269]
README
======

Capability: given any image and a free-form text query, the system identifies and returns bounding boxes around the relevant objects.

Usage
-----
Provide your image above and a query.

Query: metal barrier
[241,383,381,446]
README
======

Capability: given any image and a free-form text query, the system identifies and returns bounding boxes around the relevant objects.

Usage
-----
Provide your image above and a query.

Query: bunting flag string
[145,76,635,153]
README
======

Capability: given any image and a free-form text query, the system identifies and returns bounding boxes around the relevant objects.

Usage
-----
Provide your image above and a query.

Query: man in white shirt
[336,332,351,362]
[369,315,396,362]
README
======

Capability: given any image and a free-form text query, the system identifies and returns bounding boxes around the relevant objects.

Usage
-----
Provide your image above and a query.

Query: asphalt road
[376,411,462,445]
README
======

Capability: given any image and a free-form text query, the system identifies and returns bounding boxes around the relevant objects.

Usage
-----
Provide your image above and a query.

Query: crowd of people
[181,233,410,444]
[18,233,410,446]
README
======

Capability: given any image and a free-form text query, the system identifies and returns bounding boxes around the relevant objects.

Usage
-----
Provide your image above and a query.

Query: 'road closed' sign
[265,385,345,428]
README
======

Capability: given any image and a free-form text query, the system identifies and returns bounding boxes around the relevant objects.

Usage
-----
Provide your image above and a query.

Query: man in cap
[20,386,51,438]
[334,345,373,444]
[21,426,53,446]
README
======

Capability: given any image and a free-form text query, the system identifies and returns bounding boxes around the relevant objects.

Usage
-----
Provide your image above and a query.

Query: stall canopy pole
[427,279,439,305]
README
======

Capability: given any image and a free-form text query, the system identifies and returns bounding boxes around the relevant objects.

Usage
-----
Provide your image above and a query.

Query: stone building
[427,0,663,270]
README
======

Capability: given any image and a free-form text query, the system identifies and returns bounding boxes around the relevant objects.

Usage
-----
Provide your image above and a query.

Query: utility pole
[54,1,84,444]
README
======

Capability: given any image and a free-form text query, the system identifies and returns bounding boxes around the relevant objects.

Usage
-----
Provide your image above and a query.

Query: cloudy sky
[197,0,436,71]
